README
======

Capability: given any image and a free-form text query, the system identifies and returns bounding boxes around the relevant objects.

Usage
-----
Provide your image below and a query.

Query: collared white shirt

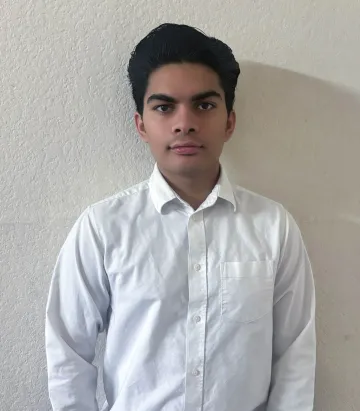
[45,163,316,411]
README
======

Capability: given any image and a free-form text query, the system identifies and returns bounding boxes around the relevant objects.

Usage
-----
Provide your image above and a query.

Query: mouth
[170,146,203,155]
[169,142,204,155]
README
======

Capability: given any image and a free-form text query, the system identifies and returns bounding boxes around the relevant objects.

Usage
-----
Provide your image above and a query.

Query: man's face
[135,63,236,178]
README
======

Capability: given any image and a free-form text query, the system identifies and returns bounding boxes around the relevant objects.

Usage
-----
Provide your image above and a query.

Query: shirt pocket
[220,261,274,324]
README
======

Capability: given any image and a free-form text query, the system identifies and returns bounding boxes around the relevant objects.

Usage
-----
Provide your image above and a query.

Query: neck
[159,164,221,210]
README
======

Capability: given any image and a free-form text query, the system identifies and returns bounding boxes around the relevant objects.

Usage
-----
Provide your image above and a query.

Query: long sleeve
[45,207,110,411]
[267,209,316,411]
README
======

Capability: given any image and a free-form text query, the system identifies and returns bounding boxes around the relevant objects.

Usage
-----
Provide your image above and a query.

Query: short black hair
[127,23,240,116]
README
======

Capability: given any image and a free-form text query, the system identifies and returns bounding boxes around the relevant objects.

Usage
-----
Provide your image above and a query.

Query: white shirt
[45,163,316,411]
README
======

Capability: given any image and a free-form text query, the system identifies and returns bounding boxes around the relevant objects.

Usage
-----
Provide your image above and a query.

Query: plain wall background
[1,1,359,410]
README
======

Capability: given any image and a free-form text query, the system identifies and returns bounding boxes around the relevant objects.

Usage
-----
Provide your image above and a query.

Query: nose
[171,106,199,135]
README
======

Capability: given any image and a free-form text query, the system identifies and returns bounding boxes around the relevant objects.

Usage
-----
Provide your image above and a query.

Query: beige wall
[1,1,359,410]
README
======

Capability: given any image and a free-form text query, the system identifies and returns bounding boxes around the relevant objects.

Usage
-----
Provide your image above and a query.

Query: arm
[267,209,316,411]
[45,207,110,411]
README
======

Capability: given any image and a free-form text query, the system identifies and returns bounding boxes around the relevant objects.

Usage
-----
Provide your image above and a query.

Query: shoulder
[230,184,302,241]
[82,179,150,225]
[232,184,287,219]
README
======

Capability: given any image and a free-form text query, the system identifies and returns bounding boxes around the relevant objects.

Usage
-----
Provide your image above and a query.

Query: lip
[171,146,203,155]
[171,141,203,148]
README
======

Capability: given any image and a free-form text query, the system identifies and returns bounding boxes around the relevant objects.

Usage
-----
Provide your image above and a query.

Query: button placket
[184,210,207,410]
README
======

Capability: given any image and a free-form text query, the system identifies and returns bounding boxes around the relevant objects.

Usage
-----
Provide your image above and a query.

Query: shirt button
[194,264,201,271]
[192,369,200,376]
[194,315,201,323]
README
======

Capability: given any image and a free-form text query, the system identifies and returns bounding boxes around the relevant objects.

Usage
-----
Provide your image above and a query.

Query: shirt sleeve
[267,208,316,411]
[45,206,110,411]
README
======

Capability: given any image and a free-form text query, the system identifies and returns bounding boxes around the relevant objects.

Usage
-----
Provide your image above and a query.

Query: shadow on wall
[223,61,360,411]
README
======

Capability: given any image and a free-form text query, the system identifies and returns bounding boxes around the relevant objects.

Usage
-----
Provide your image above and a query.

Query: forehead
[145,63,223,99]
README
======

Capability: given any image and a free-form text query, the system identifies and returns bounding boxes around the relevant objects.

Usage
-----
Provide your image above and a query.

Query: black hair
[127,23,240,116]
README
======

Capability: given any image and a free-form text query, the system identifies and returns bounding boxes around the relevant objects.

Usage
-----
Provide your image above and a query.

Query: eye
[198,102,216,111]
[153,104,173,113]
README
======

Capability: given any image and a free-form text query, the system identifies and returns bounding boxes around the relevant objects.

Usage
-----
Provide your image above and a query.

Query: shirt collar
[149,163,237,214]
[217,166,237,212]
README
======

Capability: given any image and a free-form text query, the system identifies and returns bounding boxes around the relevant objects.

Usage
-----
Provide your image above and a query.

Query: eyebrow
[146,90,222,104]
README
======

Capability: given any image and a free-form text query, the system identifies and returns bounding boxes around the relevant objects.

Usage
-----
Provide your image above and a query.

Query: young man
[46,23,316,411]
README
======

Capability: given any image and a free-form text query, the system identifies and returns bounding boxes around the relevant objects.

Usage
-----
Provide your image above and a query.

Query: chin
[168,161,212,176]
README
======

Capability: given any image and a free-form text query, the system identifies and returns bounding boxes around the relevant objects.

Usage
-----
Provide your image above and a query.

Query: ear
[224,110,236,142]
[135,112,149,143]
